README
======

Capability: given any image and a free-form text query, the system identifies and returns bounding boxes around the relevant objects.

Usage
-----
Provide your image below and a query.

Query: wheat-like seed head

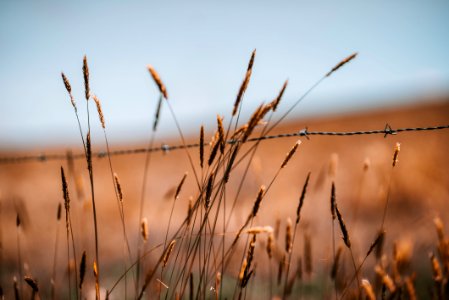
[245,226,274,235]
[83,55,90,100]
[434,217,445,242]
[270,80,288,112]
[175,172,188,200]
[361,279,375,300]
[113,173,123,202]
[296,172,311,224]
[147,65,168,99]
[285,218,293,253]
[217,115,225,154]
[430,253,443,282]
[232,50,256,116]
[141,218,149,242]
[267,232,274,259]
[163,240,176,267]
[392,142,401,167]
[251,185,266,218]
[281,140,301,169]
[326,52,358,77]
[92,95,105,129]
[335,204,351,248]
[61,167,70,213]
[61,72,77,109]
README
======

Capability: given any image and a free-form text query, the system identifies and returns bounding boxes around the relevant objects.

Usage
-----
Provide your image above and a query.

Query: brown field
[1,96,449,299]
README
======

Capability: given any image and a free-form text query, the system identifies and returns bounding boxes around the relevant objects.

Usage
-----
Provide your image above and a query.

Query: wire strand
[1,124,448,164]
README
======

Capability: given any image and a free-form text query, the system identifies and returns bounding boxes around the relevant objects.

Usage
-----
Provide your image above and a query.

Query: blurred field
[1,97,449,299]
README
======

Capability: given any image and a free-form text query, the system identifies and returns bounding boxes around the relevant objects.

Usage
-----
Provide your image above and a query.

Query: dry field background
[0,52,448,299]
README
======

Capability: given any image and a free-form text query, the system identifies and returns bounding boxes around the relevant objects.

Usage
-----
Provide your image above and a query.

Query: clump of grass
[4,50,449,300]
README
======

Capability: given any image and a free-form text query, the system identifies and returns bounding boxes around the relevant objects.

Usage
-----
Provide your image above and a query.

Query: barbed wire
[1,123,448,164]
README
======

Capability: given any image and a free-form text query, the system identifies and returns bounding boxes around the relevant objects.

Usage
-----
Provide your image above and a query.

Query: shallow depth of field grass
[0,51,449,300]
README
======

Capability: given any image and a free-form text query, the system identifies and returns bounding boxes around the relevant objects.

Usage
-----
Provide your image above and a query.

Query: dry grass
[0,53,449,300]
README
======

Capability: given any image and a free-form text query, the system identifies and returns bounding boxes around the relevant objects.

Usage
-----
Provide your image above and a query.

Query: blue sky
[1,1,448,150]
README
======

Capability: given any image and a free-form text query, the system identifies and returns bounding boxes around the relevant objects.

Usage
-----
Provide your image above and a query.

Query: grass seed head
[141,218,149,242]
[281,140,301,169]
[326,52,358,77]
[270,80,288,111]
[83,55,90,100]
[113,172,123,202]
[392,142,401,167]
[147,65,168,100]
[92,95,105,128]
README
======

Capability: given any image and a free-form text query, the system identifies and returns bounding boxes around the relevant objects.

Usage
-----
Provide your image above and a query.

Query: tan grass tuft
[296,172,311,224]
[326,52,358,77]
[245,226,274,235]
[232,50,256,116]
[141,218,149,242]
[434,217,445,242]
[92,95,106,128]
[163,240,176,267]
[83,55,90,100]
[61,72,76,109]
[335,204,351,248]
[175,172,188,199]
[240,235,256,288]
[270,80,288,112]
[93,260,100,300]
[267,232,274,259]
[61,167,70,214]
[113,172,123,202]
[217,115,225,154]
[361,279,375,300]
[281,140,301,169]
[251,185,265,218]
[392,142,401,167]
[285,218,293,253]
[147,65,168,99]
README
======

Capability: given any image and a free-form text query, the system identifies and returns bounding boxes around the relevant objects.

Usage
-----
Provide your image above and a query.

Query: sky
[0,0,448,150]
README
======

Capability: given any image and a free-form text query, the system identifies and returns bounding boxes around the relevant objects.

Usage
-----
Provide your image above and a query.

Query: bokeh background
[1,1,449,299]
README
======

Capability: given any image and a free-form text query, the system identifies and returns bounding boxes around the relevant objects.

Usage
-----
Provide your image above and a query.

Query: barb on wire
[1,124,448,164]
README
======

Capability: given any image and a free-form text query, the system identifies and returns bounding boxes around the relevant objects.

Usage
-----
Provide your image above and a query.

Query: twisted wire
[1,124,448,164]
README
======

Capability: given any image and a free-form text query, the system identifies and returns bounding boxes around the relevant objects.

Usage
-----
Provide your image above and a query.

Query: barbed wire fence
[1,123,448,164]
